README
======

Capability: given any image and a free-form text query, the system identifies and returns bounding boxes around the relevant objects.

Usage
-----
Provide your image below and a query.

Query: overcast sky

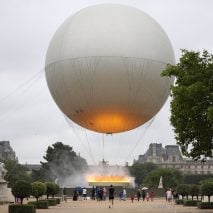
[0,0,213,166]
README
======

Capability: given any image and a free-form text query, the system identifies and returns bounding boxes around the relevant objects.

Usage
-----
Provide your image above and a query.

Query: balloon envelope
[45,4,175,133]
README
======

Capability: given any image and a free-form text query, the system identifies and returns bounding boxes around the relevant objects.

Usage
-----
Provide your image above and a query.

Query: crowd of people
[132,189,155,202]
[72,186,159,204]
[73,186,108,201]
[72,186,177,207]
[72,185,115,208]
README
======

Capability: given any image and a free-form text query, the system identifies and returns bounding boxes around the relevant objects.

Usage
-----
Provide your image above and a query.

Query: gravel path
[1,198,212,213]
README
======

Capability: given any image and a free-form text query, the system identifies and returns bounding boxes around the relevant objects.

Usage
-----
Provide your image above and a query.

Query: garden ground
[1,198,212,213]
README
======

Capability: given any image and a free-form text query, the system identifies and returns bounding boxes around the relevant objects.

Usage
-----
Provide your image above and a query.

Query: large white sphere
[45,4,175,133]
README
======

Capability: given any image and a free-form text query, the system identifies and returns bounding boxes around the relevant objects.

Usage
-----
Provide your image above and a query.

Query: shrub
[175,199,184,205]
[197,202,213,209]
[45,182,59,198]
[176,184,190,200]
[12,180,32,204]
[8,204,35,213]
[0,201,12,205]
[189,184,200,200]
[28,200,48,209]
[183,199,201,206]
[199,178,213,185]
[46,198,57,206]
[31,181,46,202]
[45,182,55,199]
[201,182,213,202]
[55,198,61,204]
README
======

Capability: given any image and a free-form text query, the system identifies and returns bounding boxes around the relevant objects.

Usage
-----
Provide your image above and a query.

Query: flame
[74,109,145,133]
[87,175,130,183]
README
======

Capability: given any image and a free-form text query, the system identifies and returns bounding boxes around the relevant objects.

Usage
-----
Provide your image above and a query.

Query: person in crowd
[122,188,127,201]
[150,191,155,201]
[119,190,123,201]
[99,187,103,200]
[130,194,135,203]
[108,185,115,208]
[73,190,78,201]
[146,192,150,201]
[96,187,100,201]
[78,187,83,201]
[165,189,168,201]
[142,189,146,201]
[103,187,107,200]
[82,187,87,200]
[91,186,96,200]
[166,188,172,202]
[137,189,141,201]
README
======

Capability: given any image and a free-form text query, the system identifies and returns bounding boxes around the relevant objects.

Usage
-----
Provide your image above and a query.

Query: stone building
[134,143,213,174]
[0,141,16,161]
[23,164,41,171]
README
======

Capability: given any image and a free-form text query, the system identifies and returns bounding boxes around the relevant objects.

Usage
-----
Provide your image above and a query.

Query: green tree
[53,183,60,198]
[45,182,60,198]
[200,178,213,185]
[3,160,32,187]
[12,180,32,204]
[31,181,46,202]
[201,182,213,202]
[161,50,213,160]
[183,174,213,184]
[40,142,88,183]
[128,162,158,185]
[143,167,182,189]
[45,182,55,199]
[189,184,200,200]
[31,169,47,182]
[177,184,191,200]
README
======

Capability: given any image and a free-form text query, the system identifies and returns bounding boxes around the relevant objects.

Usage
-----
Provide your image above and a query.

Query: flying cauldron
[45,4,175,134]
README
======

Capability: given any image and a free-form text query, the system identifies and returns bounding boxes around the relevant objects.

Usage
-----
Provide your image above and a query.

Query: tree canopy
[143,167,183,189]
[201,182,213,202]
[183,173,213,184]
[189,184,200,200]
[12,180,32,204]
[3,160,32,187]
[45,182,60,199]
[161,50,213,160]
[31,181,46,202]
[177,184,191,199]
[199,178,213,185]
[128,162,158,185]
[40,142,88,184]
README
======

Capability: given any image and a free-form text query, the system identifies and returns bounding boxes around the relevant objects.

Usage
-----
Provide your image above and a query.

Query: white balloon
[45,4,175,133]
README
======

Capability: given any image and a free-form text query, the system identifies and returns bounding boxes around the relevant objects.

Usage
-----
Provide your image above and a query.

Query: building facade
[135,143,213,174]
[0,141,16,161]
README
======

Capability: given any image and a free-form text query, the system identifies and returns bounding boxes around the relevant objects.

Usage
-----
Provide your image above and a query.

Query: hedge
[28,200,48,209]
[175,199,184,205]
[9,204,35,213]
[183,200,201,206]
[55,198,61,204]
[197,202,213,209]
[46,198,57,206]
[0,201,13,205]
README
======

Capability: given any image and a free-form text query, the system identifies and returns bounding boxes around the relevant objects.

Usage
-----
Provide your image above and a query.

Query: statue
[0,162,13,202]
[158,176,163,188]
[0,162,7,181]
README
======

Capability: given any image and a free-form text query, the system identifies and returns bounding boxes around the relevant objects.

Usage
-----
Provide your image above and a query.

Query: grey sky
[0,0,213,165]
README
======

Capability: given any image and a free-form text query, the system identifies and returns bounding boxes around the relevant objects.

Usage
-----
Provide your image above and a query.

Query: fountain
[86,160,134,187]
